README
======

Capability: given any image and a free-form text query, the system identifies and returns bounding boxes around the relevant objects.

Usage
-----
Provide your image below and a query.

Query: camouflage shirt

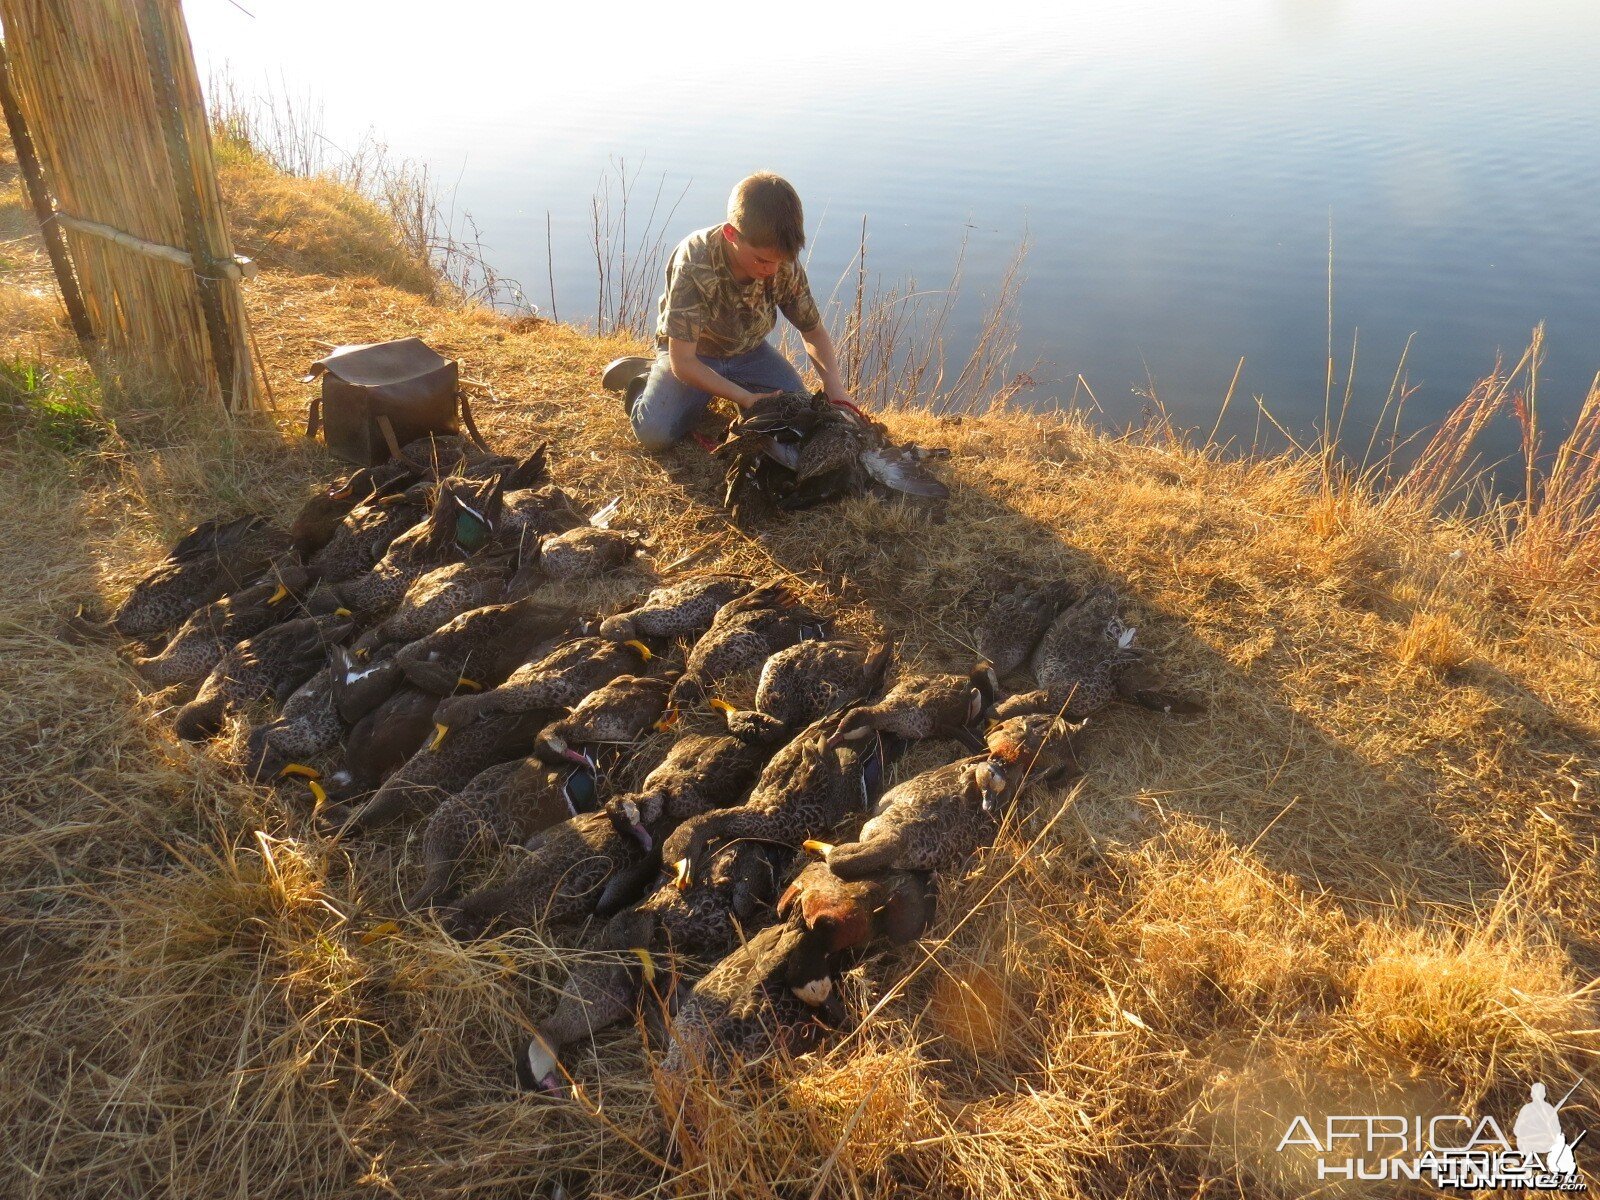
[655,225,822,358]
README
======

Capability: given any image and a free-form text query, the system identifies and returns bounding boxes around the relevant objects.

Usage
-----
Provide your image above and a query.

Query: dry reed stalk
[0,0,261,411]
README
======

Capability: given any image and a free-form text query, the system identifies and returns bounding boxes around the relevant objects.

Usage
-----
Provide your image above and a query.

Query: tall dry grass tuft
[208,76,534,311]
[809,221,1031,415]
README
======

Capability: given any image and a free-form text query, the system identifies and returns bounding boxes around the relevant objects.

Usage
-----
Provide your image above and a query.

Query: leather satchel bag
[303,337,489,466]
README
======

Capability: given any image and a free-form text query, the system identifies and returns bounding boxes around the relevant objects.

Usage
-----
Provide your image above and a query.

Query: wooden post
[135,0,237,409]
[0,40,96,351]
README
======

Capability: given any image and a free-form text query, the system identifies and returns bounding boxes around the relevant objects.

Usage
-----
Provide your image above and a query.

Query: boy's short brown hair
[727,172,805,258]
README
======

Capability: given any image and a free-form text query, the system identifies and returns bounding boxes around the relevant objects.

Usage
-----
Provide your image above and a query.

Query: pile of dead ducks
[99,433,1201,1096]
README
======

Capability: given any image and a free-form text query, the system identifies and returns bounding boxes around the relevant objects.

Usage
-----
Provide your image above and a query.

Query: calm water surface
[187,0,1600,478]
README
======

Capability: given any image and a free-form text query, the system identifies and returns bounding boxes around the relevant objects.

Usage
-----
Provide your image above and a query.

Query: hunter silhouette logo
[1276,1077,1587,1190]
[1515,1082,1582,1180]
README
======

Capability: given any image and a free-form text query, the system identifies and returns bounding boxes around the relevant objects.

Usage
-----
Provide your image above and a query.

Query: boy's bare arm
[799,324,850,406]
[666,338,775,410]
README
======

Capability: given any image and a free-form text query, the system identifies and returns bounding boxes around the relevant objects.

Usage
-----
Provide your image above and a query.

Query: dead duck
[133,566,331,689]
[602,733,771,852]
[289,459,421,560]
[245,663,341,782]
[830,661,1000,752]
[174,612,355,741]
[463,444,550,490]
[430,635,653,746]
[660,717,862,888]
[111,515,290,641]
[535,672,677,765]
[443,809,661,939]
[983,712,1082,783]
[670,582,828,709]
[407,755,600,909]
[319,707,546,835]
[802,755,1009,881]
[305,491,429,585]
[715,639,892,744]
[989,585,1203,720]
[393,597,580,696]
[376,552,515,644]
[776,861,935,962]
[518,837,791,1096]
[328,643,406,725]
[498,484,589,543]
[597,573,756,644]
[327,685,444,798]
[338,475,506,619]
[509,518,649,588]
[518,935,667,1097]
[611,837,790,962]
[716,390,950,521]
[974,576,1073,677]
[662,917,846,1078]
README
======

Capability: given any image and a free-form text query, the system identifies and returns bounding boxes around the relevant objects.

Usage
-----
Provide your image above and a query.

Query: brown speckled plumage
[974,576,1073,677]
[831,661,999,749]
[134,569,321,688]
[174,612,353,741]
[444,810,656,938]
[433,636,652,736]
[537,673,674,762]
[393,597,578,695]
[670,582,827,708]
[289,460,421,560]
[407,757,589,908]
[112,515,290,641]
[660,718,863,883]
[614,838,789,962]
[339,476,505,619]
[320,708,545,834]
[378,556,512,643]
[990,586,1140,721]
[498,485,587,542]
[245,664,341,780]
[306,499,424,585]
[720,639,891,743]
[602,733,771,852]
[663,919,843,1077]
[523,525,648,583]
[816,756,1007,881]
[597,574,755,643]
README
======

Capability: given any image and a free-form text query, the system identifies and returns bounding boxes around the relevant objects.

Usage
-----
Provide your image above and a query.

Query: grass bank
[2,122,1599,1199]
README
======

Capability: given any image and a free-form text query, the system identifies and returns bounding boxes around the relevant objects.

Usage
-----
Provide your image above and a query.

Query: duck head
[968,659,1002,720]
[970,758,1010,815]
[605,793,658,850]
[516,1031,566,1096]
[597,610,638,643]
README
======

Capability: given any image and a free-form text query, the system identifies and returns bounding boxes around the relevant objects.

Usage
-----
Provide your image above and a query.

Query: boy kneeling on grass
[603,172,852,451]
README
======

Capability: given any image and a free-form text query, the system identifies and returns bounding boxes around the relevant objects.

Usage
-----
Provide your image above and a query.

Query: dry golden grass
[3,136,1600,1198]
[212,131,439,298]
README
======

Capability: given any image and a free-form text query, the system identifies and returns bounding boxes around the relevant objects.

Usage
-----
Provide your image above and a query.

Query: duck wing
[860,446,950,498]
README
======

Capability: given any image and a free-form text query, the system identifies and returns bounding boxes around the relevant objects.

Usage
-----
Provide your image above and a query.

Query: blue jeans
[629,342,806,451]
